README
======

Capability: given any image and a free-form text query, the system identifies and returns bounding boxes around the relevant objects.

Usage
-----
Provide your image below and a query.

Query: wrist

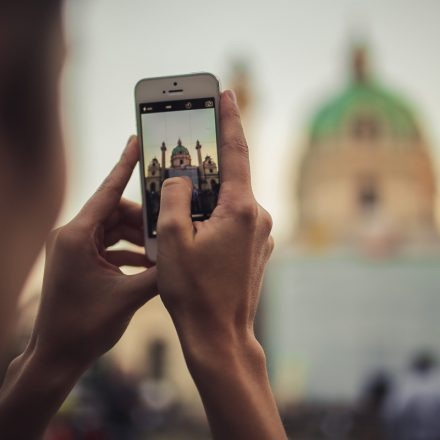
[174,318,266,379]
[190,338,266,384]
[0,343,87,438]
[3,341,86,398]
[175,324,285,440]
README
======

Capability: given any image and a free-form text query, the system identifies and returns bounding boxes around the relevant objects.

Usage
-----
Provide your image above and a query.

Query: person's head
[0,0,66,347]
[411,351,436,375]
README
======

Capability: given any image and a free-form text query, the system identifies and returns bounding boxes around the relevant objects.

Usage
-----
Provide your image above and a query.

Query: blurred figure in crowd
[383,352,440,440]
[137,339,180,433]
[0,1,285,439]
[354,369,392,439]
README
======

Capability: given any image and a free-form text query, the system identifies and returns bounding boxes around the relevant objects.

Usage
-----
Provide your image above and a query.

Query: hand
[156,91,285,440]
[29,135,156,367]
[0,136,157,439]
[157,90,273,353]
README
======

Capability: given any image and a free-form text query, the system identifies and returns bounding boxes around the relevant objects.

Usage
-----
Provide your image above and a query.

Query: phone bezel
[134,72,221,262]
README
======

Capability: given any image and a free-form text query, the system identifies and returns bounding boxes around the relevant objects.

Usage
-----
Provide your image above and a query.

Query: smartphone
[135,73,221,261]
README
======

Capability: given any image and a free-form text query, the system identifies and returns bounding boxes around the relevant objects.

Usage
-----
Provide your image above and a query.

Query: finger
[105,250,152,268]
[157,177,193,245]
[122,266,158,310]
[104,224,145,247]
[79,136,139,224]
[218,90,252,194]
[103,209,122,231]
[103,199,144,231]
[118,199,144,228]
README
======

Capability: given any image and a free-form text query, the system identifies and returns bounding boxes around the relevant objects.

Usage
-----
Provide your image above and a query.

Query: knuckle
[223,103,241,121]
[119,149,130,164]
[158,217,185,236]
[98,173,112,190]
[52,222,86,251]
[52,226,73,249]
[97,176,118,196]
[116,149,133,172]
[233,199,258,224]
[267,235,275,256]
[259,209,273,236]
[223,136,249,159]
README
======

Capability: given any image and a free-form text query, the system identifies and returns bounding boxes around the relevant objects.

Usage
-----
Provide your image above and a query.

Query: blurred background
[11,0,440,438]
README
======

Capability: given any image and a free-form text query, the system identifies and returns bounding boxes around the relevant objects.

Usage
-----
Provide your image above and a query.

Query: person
[0,1,286,439]
[382,353,440,440]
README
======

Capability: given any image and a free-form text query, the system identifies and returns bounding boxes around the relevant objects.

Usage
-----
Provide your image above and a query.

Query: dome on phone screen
[171,138,190,156]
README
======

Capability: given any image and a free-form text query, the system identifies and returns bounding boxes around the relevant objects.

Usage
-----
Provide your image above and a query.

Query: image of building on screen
[145,139,219,233]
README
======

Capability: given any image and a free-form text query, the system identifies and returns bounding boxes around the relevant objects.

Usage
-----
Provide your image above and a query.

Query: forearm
[0,345,84,439]
[176,323,287,440]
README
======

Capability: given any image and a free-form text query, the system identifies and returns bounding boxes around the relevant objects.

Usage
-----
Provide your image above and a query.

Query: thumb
[79,136,139,225]
[122,266,158,311]
[157,177,194,246]
[219,90,252,193]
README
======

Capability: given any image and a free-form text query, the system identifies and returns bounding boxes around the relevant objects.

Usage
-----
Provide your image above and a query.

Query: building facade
[146,139,219,196]
[296,46,437,256]
[266,45,440,406]
[144,139,220,232]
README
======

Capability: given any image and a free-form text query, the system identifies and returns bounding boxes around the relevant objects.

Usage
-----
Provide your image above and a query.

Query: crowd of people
[36,352,440,439]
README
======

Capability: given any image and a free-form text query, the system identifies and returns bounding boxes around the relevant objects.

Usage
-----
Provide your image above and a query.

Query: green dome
[309,47,420,142]
[171,139,189,156]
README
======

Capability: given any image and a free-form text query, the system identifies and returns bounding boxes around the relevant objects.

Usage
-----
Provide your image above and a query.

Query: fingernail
[127,135,136,146]
[182,176,193,186]
[224,89,237,104]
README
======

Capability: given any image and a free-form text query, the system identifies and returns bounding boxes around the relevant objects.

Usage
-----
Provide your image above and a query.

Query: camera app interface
[140,98,220,237]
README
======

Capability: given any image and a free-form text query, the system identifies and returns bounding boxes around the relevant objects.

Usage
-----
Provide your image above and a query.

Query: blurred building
[226,58,256,137]
[296,45,437,256]
[265,44,440,406]
[228,60,253,117]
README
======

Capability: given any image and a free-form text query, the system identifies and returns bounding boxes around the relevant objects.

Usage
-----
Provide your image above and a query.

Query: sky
[141,108,218,173]
[62,0,440,243]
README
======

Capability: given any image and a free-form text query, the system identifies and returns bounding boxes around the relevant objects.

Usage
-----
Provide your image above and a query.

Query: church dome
[171,139,190,156]
[309,46,420,142]
[297,44,436,253]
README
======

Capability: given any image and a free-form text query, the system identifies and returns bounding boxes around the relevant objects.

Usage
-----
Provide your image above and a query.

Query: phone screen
[140,97,220,238]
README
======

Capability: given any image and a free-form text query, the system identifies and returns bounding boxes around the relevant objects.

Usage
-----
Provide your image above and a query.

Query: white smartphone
[135,73,221,261]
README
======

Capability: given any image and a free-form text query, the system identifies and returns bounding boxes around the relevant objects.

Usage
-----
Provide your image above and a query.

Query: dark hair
[0,0,63,165]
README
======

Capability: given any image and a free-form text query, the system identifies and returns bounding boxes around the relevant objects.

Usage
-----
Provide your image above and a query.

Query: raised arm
[157,90,287,440]
[0,137,157,439]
